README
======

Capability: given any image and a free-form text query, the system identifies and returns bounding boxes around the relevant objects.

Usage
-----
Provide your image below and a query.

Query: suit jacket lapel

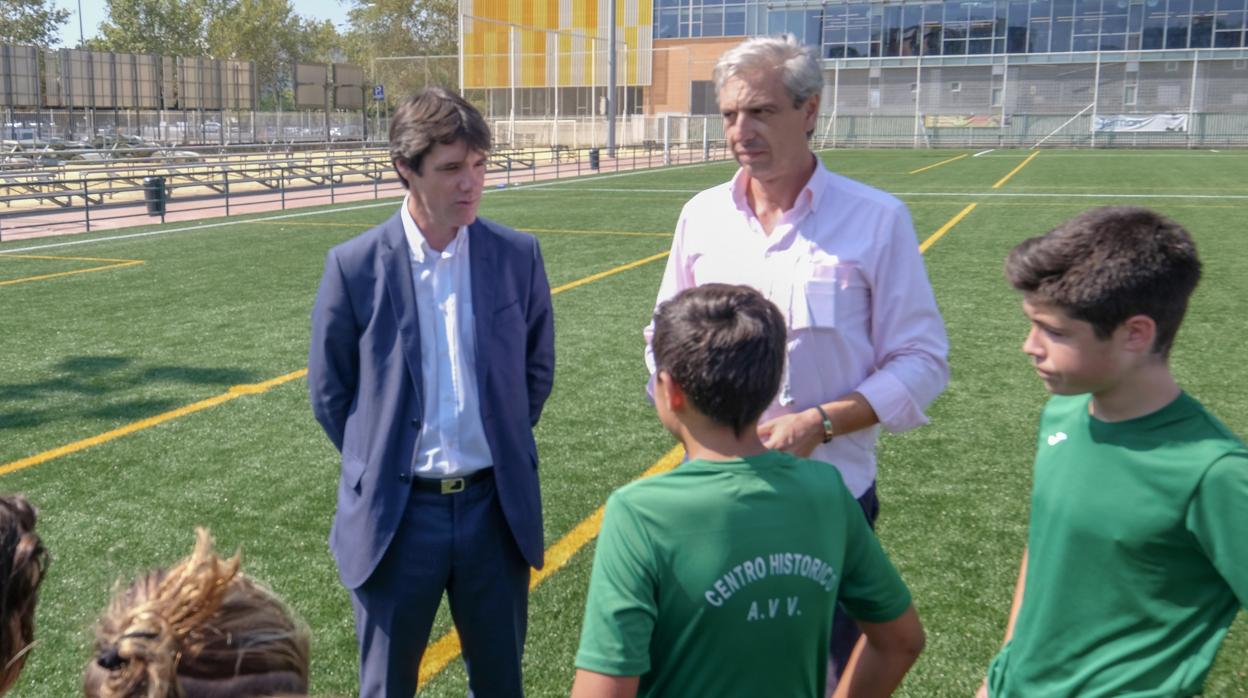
[469,219,496,418]
[380,212,425,406]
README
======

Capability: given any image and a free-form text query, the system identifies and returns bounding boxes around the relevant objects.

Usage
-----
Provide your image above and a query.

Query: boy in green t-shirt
[980,207,1248,697]
[572,284,925,698]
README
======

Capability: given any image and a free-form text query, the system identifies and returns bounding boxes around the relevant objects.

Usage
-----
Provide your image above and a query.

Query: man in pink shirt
[644,34,949,694]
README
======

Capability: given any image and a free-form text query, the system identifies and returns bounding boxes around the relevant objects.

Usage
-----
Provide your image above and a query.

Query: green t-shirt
[989,393,1248,697]
[575,450,912,698]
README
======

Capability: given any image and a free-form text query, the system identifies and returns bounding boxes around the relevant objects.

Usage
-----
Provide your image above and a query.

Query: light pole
[606,0,616,157]
[77,0,85,47]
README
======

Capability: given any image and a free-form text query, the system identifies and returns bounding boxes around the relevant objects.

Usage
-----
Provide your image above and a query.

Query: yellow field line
[0,369,308,477]
[551,251,669,294]
[251,220,670,239]
[2,253,143,263]
[0,260,144,287]
[919,204,979,253]
[0,249,671,477]
[908,153,969,175]
[528,228,671,238]
[992,151,1040,189]
[250,221,374,228]
[417,444,686,687]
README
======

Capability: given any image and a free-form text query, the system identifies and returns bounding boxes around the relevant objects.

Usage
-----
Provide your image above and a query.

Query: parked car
[0,140,36,169]
[90,134,160,159]
[154,148,203,164]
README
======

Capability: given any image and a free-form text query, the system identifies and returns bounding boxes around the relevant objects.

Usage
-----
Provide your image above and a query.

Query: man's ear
[393,157,417,187]
[802,93,820,133]
[1118,314,1158,354]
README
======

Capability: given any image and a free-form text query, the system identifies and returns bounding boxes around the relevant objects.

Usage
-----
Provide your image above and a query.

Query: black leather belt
[412,468,493,494]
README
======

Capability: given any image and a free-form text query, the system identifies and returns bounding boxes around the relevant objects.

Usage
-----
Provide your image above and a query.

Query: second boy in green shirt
[983,207,1248,697]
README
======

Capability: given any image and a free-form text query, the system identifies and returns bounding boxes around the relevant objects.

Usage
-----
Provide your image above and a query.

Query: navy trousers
[825,483,881,696]
[350,474,531,698]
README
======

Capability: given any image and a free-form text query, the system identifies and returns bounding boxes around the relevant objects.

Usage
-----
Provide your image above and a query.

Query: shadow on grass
[0,355,259,430]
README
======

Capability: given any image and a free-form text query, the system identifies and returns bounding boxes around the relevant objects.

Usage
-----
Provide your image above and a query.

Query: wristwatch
[813,405,835,443]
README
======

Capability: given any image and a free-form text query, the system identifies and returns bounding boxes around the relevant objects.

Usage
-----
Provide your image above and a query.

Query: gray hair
[713,34,823,108]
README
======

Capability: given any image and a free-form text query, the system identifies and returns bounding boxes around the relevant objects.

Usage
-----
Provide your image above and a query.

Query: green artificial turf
[1,148,1245,696]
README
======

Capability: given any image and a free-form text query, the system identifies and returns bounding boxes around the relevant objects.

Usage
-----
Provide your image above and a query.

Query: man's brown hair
[84,529,310,698]
[652,284,787,436]
[0,495,48,695]
[1005,206,1201,356]
[389,87,491,187]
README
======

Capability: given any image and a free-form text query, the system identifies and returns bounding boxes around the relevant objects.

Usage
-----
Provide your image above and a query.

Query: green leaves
[94,0,210,56]
[90,0,344,106]
[0,0,72,46]
[342,0,459,106]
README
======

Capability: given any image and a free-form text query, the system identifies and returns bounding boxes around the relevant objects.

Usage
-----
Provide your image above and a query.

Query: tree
[89,0,344,108]
[343,0,458,106]
[93,0,210,56]
[206,0,342,108]
[0,0,71,46]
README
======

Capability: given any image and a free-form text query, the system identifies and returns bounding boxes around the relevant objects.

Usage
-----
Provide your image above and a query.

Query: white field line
[982,151,1243,157]
[0,158,733,255]
[523,187,701,194]
[0,201,397,255]
[505,186,1248,201]
[893,191,1248,200]
[973,149,995,157]
[495,158,730,193]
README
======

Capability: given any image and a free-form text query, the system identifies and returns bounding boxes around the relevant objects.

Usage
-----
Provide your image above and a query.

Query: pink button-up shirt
[644,159,949,497]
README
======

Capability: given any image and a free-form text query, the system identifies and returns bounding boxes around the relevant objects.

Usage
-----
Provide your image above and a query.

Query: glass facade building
[655,0,1248,57]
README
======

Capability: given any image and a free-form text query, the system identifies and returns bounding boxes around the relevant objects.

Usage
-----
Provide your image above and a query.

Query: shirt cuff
[857,369,929,433]
[575,650,650,678]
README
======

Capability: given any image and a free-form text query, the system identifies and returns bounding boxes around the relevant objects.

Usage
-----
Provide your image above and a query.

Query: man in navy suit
[308,88,555,698]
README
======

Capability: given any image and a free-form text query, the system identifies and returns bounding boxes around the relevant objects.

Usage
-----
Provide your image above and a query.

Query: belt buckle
[440,478,466,495]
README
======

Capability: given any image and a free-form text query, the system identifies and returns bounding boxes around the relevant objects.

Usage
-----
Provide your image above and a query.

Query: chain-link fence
[817,50,1248,148]
[2,107,369,146]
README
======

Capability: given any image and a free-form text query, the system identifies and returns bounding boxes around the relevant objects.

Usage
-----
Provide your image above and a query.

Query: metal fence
[0,141,731,241]
[818,49,1248,148]
[2,108,370,146]
[10,45,1248,151]
[372,46,1248,149]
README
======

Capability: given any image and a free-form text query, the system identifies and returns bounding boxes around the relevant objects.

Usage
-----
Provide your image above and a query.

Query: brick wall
[646,37,742,114]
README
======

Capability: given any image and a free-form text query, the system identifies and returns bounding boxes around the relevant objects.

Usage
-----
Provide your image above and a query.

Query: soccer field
[2,148,1245,697]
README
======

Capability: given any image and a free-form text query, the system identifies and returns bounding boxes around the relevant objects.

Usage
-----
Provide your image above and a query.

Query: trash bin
[588,148,600,171]
[143,176,166,216]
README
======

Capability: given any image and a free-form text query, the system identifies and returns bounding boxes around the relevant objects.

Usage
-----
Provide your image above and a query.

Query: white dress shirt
[644,159,950,497]
[401,197,493,477]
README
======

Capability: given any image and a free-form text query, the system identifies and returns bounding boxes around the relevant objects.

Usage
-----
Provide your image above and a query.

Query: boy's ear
[1118,314,1158,353]
[657,370,686,411]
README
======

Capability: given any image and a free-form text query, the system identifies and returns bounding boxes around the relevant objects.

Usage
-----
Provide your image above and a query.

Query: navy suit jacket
[308,211,555,590]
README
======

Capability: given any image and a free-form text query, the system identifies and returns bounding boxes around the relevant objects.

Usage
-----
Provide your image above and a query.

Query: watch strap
[813,404,835,443]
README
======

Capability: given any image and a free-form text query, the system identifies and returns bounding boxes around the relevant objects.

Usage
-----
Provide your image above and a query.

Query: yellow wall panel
[463,0,651,89]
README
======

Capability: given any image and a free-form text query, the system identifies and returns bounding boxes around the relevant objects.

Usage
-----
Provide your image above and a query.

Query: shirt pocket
[802,278,838,329]
[791,264,869,332]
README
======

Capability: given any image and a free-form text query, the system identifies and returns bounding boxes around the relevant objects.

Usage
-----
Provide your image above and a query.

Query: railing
[0,142,732,242]
[811,112,1248,149]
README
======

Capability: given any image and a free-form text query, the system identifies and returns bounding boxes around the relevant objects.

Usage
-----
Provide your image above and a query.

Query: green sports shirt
[988,393,1248,697]
[575,450,913,698]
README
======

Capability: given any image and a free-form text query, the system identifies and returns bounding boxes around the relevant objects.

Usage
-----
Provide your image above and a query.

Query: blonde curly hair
[84,529,310,698]
[1,495,48,695]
